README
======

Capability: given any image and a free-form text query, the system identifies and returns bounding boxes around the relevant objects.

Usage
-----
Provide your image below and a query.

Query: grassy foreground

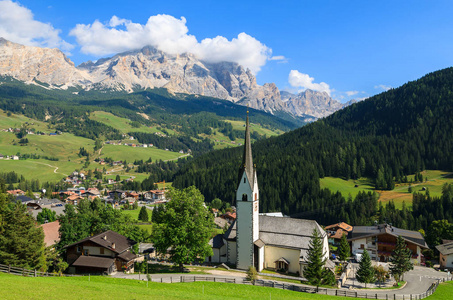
[426,281,453,299]
[0,272,350,300]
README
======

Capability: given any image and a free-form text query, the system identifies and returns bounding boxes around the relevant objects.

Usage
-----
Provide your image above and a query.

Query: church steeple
[239,110,254,188]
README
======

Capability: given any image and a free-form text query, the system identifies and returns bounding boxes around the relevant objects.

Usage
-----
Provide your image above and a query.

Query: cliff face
[282,89,354,119]
[0,38,353,118]
[0,38,90,88]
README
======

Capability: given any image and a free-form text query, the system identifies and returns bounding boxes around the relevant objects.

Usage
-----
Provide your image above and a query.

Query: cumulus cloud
[70,14,271,73]
[374,84,392,91]
[346,90,359,96]
[288,70,331,95]
[0,0,72,51]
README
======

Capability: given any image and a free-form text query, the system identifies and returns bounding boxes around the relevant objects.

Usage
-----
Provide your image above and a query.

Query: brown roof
[65,230,136,254]
[117,250,137,262]
[40,221,60,247]
[325,222,353,232]
[330,229,348,240]
[71,256,115,269]
[349,224,428,248]
[436,242,453,256]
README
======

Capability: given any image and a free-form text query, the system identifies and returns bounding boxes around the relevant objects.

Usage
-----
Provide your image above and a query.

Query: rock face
[0,38,90,88]
[282,89,355,119]
[0,38,353,118]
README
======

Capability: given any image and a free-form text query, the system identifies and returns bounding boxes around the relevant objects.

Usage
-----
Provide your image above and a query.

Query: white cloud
[374,84,392,91]
[0,0,72,51]
[288,70,331,95]
[70,14,271,73]
[346,90,359,96]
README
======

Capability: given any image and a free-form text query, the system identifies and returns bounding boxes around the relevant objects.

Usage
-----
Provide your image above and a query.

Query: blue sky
[1,0,453,102]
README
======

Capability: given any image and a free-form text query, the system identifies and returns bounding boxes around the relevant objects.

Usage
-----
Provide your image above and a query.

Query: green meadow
[319,177,375,199]
[100,144,182,162]
[0,272,350,300]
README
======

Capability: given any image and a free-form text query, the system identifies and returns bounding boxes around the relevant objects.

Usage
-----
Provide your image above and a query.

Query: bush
[246,266,258,284]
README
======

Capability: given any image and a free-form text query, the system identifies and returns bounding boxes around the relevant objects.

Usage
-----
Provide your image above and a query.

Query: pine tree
[338,234,350,262]
[356,249,375,287]
[138,206,149,222]
[389,236,414,282]
[304,229,327,289]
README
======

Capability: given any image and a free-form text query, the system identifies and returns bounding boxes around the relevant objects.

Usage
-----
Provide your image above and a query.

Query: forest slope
[173,67,453,227]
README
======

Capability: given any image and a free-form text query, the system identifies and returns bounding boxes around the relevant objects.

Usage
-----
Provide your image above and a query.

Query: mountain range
[0,37,353,120]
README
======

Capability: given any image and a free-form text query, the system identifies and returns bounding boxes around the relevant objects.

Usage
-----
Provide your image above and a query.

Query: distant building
[348,223,428,265]
[325,222,353,245]
[436,241,453,270]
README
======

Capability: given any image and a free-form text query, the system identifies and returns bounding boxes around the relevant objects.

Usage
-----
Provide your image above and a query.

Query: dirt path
[34,162,69,177]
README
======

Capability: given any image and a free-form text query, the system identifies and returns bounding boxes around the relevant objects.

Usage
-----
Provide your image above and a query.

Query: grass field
[319,177,375,199]
[0,109,53,133]
[89,111,162,135]
[227,120,284,137]
[0,272,351,300]
[426,281,453,299]
[378,170,453,209]
[320,171,453,210]
[100,144,183,162]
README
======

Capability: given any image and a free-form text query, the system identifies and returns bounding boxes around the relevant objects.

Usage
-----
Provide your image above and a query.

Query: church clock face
[254,201,258,212]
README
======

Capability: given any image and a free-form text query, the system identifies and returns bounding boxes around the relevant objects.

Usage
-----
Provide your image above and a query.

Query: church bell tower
[236,111,259,270]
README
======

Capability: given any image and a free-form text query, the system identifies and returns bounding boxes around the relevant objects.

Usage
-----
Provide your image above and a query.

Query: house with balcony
[348,223,428,265]
[65,230,137,275]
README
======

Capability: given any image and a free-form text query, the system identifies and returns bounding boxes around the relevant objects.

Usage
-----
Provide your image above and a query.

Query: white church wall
[322,234,330,261]
[263,246,301,274]
[258,246,264,272]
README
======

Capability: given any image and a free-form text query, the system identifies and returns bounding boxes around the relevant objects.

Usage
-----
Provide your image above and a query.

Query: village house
[207,114,330,276]
[325,222,353,245]
[144,190,166,202]
[65,230,137,275]
[348,223,428,265]
[7,189,25,196]
[436,240,453,270]
[109,190,127,199]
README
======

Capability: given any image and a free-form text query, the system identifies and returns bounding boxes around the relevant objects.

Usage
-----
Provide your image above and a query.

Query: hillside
[0,76,299,154]
[172,67,453,229]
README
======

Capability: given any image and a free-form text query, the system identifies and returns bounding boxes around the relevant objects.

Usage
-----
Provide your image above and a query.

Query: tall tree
[138,206,149,222]
[338,234,351,262]
[304,228,328,289]
[0,199,47,271]
[390,236,414,282]
[356,249,374,287]
[36,208,57,224]
[151,186,214,272]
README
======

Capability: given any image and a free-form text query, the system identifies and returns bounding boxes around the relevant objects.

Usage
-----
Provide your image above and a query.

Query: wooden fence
[0,263,79,277]
[147,275,448,299]
[1,262,449,299]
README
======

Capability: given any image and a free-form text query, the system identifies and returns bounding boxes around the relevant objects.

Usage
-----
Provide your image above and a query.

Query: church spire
[239,109,254,188]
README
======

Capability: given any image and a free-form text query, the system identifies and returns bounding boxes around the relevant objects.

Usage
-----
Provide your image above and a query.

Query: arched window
[255,193,257,201]
[242,194,247,201]
[244,178,246,183]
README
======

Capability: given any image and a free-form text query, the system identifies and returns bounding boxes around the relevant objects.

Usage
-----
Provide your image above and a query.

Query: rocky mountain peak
[0,38,353,118]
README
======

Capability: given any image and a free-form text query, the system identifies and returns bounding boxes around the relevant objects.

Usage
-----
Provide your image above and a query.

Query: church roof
[259,216,326,250]
[223,216,326,251]
[238,113,254,189]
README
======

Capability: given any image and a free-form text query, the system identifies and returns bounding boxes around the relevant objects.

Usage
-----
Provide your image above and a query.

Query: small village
[1,116,452,300]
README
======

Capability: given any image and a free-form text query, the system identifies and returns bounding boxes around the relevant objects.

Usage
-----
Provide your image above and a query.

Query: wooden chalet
[65,230,137,275]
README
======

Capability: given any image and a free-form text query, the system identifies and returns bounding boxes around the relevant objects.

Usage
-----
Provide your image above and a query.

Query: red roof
[40,221,60,247]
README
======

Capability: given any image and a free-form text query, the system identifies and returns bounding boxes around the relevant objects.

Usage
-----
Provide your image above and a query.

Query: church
[208,113,330,275]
